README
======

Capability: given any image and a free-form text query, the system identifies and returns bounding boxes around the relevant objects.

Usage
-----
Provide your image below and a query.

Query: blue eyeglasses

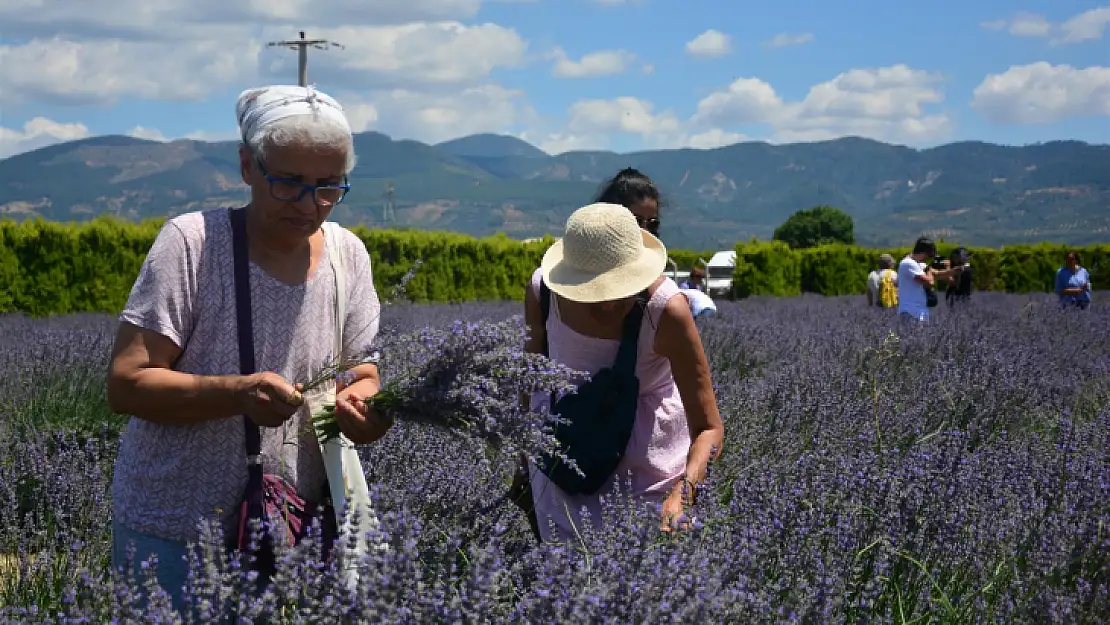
[255,158,351,207]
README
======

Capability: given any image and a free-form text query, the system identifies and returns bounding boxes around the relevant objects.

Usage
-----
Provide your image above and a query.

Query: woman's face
[628,197,660,237]
[1066,254,1079,270]
[239,143,349,242]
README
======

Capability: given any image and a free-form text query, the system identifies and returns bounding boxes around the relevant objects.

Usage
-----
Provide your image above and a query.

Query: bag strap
[324,223,346,362]
[229,208,263,473]
[613,290,649,373]
[539,279,551,357]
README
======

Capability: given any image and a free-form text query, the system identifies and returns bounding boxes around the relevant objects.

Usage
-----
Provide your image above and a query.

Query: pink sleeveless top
[527,267,692,542]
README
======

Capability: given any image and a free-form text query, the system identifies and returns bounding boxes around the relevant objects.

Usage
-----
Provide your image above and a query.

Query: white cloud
[566,97,681,138]
[763,32,814,48]
[0,36,260,106]
[341,84,538,144]
[971,62,1110,124]
[526,132,604,154]
[128,126,168,141]
[691,64,953,145]
[550,48,636,78]
[0,17,528,107]
[684,129,749,149]
[685,29,732,57]
[0,0,483,39]
[183,129,240,142]
[981,7,1110,45]
[276,23,528,88]
[0,117,90,158]
[1058,7,1110,44]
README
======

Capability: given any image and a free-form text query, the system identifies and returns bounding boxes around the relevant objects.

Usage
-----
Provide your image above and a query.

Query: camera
[929,256,949,271]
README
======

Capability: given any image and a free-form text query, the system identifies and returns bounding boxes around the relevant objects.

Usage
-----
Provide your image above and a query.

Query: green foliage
[0,216,162,316]
[666,249,715,273]
[2,216,1107,316]
[731,239,1110,298]
[773,205,856,249]
[733,241,801,298]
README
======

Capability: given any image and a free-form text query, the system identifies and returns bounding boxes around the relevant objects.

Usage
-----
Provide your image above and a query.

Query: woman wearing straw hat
[516,202,724,541]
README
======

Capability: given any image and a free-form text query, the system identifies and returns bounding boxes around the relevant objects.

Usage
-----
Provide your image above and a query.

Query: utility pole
[267,31,344,87]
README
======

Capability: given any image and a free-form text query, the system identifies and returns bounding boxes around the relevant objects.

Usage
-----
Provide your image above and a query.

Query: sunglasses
[635,215,660,235]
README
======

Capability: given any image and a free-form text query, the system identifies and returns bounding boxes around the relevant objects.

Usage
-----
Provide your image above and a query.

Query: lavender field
[1,294,1108,623]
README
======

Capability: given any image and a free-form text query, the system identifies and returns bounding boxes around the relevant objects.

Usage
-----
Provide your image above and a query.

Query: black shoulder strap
[229,208,262,464]
[613,290,650,373]
[539,279,551,357]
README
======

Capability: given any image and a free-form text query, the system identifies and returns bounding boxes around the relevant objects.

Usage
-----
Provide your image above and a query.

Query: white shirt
[897,256,929,320]
[682,288,717,317]
[867,270,881,299]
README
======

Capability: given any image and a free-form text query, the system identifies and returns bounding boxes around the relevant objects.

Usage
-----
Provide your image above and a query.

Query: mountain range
[2,132,1108,250]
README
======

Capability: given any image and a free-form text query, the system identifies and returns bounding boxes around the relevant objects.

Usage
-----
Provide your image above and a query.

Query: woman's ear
[238,145,253,185]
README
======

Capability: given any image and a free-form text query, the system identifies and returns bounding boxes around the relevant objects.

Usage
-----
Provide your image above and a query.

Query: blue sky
[1,0,1107,158]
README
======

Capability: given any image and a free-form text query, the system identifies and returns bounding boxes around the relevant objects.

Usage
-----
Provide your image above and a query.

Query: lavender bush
[1,292,1108,623]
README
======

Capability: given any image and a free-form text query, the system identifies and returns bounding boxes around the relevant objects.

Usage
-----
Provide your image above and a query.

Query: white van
[704,250,736,299]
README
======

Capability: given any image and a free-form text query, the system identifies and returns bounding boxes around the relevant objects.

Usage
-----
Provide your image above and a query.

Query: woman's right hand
[236,372,303,427]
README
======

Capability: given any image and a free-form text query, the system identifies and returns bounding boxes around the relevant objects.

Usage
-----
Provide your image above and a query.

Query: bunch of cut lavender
[313,316,584,463]
[293,260,423,409]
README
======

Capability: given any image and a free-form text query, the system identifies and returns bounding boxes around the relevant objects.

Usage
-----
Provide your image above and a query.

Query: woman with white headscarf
[106,85,390,607]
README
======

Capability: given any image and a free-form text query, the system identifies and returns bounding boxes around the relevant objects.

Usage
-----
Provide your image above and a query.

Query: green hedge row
[732,241,1109,297]
[1,216,1103,317]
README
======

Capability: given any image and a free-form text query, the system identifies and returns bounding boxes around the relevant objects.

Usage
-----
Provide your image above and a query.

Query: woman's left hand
[660,489,690,533]
[333,389,393,445]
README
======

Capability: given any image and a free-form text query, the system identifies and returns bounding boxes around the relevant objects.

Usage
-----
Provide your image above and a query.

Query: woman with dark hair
[595,167,661,238]
[1055,250,1092,310]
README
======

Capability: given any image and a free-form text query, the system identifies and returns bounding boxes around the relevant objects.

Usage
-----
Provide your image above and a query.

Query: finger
[263,379,302,407]
[332,398,365,429]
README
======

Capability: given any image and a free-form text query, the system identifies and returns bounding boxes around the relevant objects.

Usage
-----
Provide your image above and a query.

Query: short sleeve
[907,261,926,279]
[119,220,196,349]
[340,231,380,360]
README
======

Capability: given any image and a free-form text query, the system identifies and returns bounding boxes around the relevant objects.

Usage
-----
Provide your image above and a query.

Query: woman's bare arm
[107,321,299,427]
[654,296,725,492]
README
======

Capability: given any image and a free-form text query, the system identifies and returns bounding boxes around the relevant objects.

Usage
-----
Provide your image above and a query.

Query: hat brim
[540,230,668,303]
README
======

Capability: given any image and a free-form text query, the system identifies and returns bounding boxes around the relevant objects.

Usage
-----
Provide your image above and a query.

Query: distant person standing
[681,286,717,318]
[1055,250,1092,310]
[945,246,974,308]
[897,237,964,323]
[866,253,898,308]
[679,265,706,292]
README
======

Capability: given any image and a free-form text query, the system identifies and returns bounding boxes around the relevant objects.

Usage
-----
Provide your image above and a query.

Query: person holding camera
[944,246,974,308]
[897,237,964,323]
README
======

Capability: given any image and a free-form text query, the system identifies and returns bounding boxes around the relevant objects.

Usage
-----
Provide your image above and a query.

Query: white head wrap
[235,84,351,148]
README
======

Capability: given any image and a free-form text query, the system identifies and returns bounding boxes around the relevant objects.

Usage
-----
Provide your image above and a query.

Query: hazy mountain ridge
[2,133,1107,249]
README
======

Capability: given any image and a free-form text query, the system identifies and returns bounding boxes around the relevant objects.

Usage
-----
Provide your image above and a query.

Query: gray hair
[878,253,895,269]
[247,114,357,174]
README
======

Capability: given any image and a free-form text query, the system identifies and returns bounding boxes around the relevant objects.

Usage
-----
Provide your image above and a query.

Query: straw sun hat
[541,202,668,303]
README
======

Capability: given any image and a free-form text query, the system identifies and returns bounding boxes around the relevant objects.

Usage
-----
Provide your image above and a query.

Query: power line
[267,31,344,87]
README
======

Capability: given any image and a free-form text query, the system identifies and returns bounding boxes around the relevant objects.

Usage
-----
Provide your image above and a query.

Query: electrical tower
[267,31,344,87]
[383,182,396,223]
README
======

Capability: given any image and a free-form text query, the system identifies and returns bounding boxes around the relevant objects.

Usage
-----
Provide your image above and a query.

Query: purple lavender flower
[1,293,1108,622]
